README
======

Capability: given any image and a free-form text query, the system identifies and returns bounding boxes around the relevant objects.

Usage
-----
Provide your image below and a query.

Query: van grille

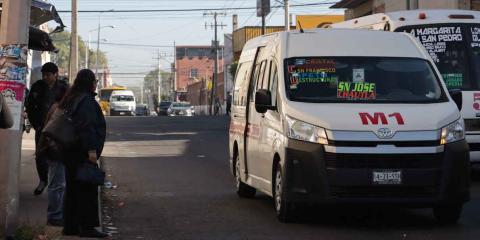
[465,119,480,132]
[324,153,443,169]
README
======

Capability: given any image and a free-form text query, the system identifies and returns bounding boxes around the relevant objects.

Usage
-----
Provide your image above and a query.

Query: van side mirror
[255,89,275,113]
[448,89,462,111]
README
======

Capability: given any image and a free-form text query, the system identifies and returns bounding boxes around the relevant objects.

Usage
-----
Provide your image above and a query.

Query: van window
[285,57,447,103]
[256,60,268,91]
[269,61,278,106]
[397,23,480,90]
[262,61,271,90]
[111,95,134,102]
[233,62,253,106]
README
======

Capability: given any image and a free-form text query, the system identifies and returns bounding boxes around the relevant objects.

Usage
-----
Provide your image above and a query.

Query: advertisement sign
[296,15,345,29]
[0,44,28,131]
[257,0,270,17]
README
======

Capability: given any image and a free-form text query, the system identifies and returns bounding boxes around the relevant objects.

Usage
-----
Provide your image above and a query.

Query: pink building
[175,46,224,101]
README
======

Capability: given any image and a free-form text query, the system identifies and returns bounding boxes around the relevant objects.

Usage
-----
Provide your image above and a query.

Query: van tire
[273,163,295,223]
[234,154,256,198]
[433,204,463,224]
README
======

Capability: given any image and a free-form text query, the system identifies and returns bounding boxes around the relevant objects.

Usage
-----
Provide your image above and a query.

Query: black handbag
[41,95,86,148]
[76,162,105,186]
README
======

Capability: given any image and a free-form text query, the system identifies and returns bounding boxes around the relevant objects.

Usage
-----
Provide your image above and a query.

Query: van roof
[111,90,134,95]
[240,29,428,61]
[331,9,480,30]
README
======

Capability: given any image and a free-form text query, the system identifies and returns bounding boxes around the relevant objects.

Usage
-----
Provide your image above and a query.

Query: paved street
[102,116,480,240]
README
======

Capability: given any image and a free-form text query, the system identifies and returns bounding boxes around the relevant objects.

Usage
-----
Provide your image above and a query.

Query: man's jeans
[47,160,66,221]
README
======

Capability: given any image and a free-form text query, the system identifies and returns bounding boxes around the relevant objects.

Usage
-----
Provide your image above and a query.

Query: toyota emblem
[376,128,395,139]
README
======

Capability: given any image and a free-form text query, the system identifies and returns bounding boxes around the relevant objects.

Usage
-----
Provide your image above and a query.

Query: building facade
[175,46,224,101]
[332,0,480,20]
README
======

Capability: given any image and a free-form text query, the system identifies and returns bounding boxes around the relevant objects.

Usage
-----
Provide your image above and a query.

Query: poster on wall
[0,44,28,131]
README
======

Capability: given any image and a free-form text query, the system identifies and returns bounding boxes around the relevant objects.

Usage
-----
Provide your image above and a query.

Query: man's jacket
[26,79,68,130]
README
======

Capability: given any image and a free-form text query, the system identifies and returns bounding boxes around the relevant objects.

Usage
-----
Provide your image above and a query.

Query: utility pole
[157,49,162,103]
[285,0,290,31]
[69,0,78,83]
[257,0,270,35]
[0,0,31,237]
[86,34,90,69]
[95,15,101,83]
[204,12,226,115]
[173,41,177,101]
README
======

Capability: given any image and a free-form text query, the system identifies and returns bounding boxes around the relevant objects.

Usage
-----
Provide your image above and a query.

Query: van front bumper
[283,139,470,207]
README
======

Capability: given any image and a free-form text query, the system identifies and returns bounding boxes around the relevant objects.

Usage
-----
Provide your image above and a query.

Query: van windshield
[397,23,480,90]
[171,102,190,108]
[111,95,134,102]
[285,57,447,103]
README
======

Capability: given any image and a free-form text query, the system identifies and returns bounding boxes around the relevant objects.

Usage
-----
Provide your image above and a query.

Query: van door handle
[233,114,238,117]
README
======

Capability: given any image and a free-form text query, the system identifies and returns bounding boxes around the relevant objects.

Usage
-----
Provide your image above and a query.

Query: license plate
[372,170,402,185]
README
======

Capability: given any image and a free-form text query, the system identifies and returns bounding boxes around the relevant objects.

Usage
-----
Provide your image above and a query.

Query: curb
[98,157,105,233]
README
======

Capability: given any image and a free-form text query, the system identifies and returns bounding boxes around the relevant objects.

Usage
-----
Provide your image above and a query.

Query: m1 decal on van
[359,112,405,125]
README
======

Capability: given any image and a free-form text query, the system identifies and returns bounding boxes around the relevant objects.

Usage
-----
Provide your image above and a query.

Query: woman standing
[58,69,107,238]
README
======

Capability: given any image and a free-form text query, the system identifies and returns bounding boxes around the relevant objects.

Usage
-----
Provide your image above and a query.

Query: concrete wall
[419,0,459,9]
[345,0,374,20]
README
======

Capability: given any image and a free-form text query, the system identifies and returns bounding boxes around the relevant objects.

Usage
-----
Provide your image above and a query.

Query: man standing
[226,91,232,116]
[26,62,68,196]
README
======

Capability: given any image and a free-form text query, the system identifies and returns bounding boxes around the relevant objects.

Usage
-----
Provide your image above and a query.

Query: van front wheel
[274,164,295,223]
[235,155,256,198]
[433,204,463,224]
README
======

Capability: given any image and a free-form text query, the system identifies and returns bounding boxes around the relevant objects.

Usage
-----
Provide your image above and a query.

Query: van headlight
[285,116,328,144]
[440,119,465,145]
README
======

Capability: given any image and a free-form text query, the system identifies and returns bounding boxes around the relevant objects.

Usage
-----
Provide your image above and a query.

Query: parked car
[157,101,172,116]
[168,102,195,116]
[135,104,149,116]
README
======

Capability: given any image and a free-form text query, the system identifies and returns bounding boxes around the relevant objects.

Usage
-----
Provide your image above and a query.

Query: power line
[57,2,338,13]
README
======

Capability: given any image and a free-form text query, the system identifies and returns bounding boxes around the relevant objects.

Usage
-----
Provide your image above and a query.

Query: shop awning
[0,0,65,51]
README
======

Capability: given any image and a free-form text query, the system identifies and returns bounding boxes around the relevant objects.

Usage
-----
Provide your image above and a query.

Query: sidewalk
[18,132,103,240]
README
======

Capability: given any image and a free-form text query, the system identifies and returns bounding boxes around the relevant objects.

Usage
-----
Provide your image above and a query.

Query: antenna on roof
[297,20,304,33]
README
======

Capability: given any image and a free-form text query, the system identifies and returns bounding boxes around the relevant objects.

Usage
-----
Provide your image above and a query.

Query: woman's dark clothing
[63,93,106,234]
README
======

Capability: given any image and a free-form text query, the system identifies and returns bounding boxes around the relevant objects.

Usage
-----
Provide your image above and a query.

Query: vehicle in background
[168,102,195,116]
[110,90,136,116]
[157,101,172,116]
[98,86,127,115]
[329,9,480,164]
[135,104,149,116]
[230,29,470,223]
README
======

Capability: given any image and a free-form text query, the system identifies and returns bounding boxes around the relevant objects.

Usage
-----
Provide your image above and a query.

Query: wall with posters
[0,45,28,130]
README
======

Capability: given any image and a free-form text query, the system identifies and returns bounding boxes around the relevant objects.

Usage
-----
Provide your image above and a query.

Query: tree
[143,68,172,108]
[229,61,238,80]
[50,30,109,76]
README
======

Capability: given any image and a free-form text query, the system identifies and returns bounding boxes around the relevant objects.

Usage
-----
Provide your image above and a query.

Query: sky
[48,0,343,87]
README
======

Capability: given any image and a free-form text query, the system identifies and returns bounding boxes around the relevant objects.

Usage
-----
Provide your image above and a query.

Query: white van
[229,29,470,223]
[109,90,136,116]
[329,10,480,163]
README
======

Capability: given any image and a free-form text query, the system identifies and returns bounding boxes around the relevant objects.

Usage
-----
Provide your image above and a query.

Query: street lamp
[86,25,114,75]
[86,32,110,69]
